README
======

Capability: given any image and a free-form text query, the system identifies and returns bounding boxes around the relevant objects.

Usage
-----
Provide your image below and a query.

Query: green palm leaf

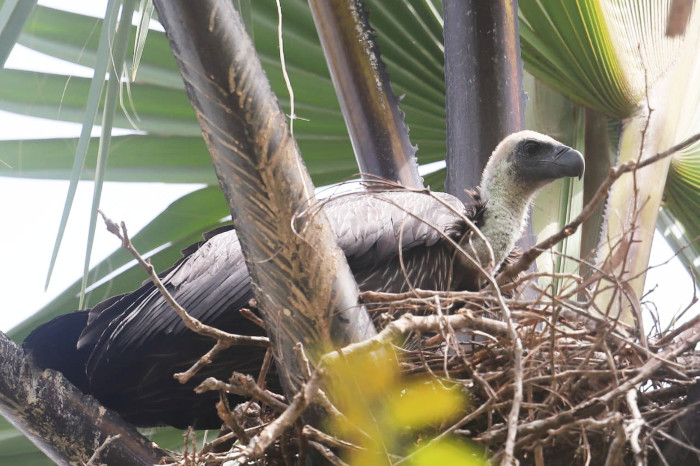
[0,0,37,66]
[519,0,637,117]
[664,142,700,272]
[522,0,700,310]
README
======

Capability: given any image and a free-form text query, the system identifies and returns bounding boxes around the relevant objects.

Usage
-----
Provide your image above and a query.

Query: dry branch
[195,374,288,413]
[99,211,269,385]
[229,370,323,464]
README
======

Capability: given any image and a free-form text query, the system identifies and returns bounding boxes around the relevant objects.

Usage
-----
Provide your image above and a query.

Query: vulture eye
[523,140,541,156]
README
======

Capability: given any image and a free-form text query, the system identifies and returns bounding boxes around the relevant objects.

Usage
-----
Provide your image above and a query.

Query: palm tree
[0,0,698,463]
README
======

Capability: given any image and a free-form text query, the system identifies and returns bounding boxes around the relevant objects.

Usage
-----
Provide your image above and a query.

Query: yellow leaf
[408,438,490,466]
[389,380,464,429]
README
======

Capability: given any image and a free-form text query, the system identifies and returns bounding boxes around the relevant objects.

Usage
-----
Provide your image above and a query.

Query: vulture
[24,131,584,429]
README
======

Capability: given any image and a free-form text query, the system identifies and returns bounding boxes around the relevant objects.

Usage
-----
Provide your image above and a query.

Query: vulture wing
[24,190,469,428]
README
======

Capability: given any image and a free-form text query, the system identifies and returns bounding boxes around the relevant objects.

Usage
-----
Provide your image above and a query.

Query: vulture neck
[468,175,535,274]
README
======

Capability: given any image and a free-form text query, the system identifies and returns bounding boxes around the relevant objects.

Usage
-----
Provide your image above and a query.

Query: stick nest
[167,276,700,466]
[377,287,700,465]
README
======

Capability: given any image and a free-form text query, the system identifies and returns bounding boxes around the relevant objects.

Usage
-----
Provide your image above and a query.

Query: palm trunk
[442,0,538,263]
[596,106,674,325]
[581,108,615,266]
[152,0,375,402]
[443,0,525,200]
[308,0,422,189]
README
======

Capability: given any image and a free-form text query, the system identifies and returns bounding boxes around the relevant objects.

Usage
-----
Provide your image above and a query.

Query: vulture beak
[550,145,585,180]
[523,144,585,183]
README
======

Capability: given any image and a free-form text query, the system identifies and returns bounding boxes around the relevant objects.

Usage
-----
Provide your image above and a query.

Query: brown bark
[151,0,375,402]
[0,332,168,465]
[308,0,423,189]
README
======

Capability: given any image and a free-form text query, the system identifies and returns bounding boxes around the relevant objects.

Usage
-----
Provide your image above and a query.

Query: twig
[216,393,249,443]
[308,440,349,466]
[361,288,490,303]
[85,434,121,466]
[294,342,313,379]
[195,374,288,412]
[321,312,507,368]
[625,388,645,466]
[292,342,355,432]
[174,339,234,384]
[233,369,324,463]
[302,425,363,452]
[257,347,275,389]
[100,212,269,347]
[478,260,523,465]
[656,307,700,347]
[98,211,269,384]
[604,417,626,466]
[198,424,268,458]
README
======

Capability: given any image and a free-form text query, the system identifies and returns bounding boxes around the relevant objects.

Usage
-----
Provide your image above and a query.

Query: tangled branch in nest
[163,266,699,465]
[390,295,700,464]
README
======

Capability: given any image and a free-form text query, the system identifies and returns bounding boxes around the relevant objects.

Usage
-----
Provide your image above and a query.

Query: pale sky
[0,0,200,331]
[0,0,696,333]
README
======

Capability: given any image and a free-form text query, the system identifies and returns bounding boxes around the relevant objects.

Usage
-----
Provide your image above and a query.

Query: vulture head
[480,130,585,202]
[465,130,585,273]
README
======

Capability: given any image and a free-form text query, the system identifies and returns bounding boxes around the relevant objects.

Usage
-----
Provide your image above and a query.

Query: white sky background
[0,0,201,332]
[0,0,697,332]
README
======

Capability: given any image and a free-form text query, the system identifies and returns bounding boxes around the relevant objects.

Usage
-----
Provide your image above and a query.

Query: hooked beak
[549,146,585,180]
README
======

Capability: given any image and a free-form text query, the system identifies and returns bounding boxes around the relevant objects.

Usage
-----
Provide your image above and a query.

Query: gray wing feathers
[87,191,465,357]
[168,231,244,287]
[324,191,464,262]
